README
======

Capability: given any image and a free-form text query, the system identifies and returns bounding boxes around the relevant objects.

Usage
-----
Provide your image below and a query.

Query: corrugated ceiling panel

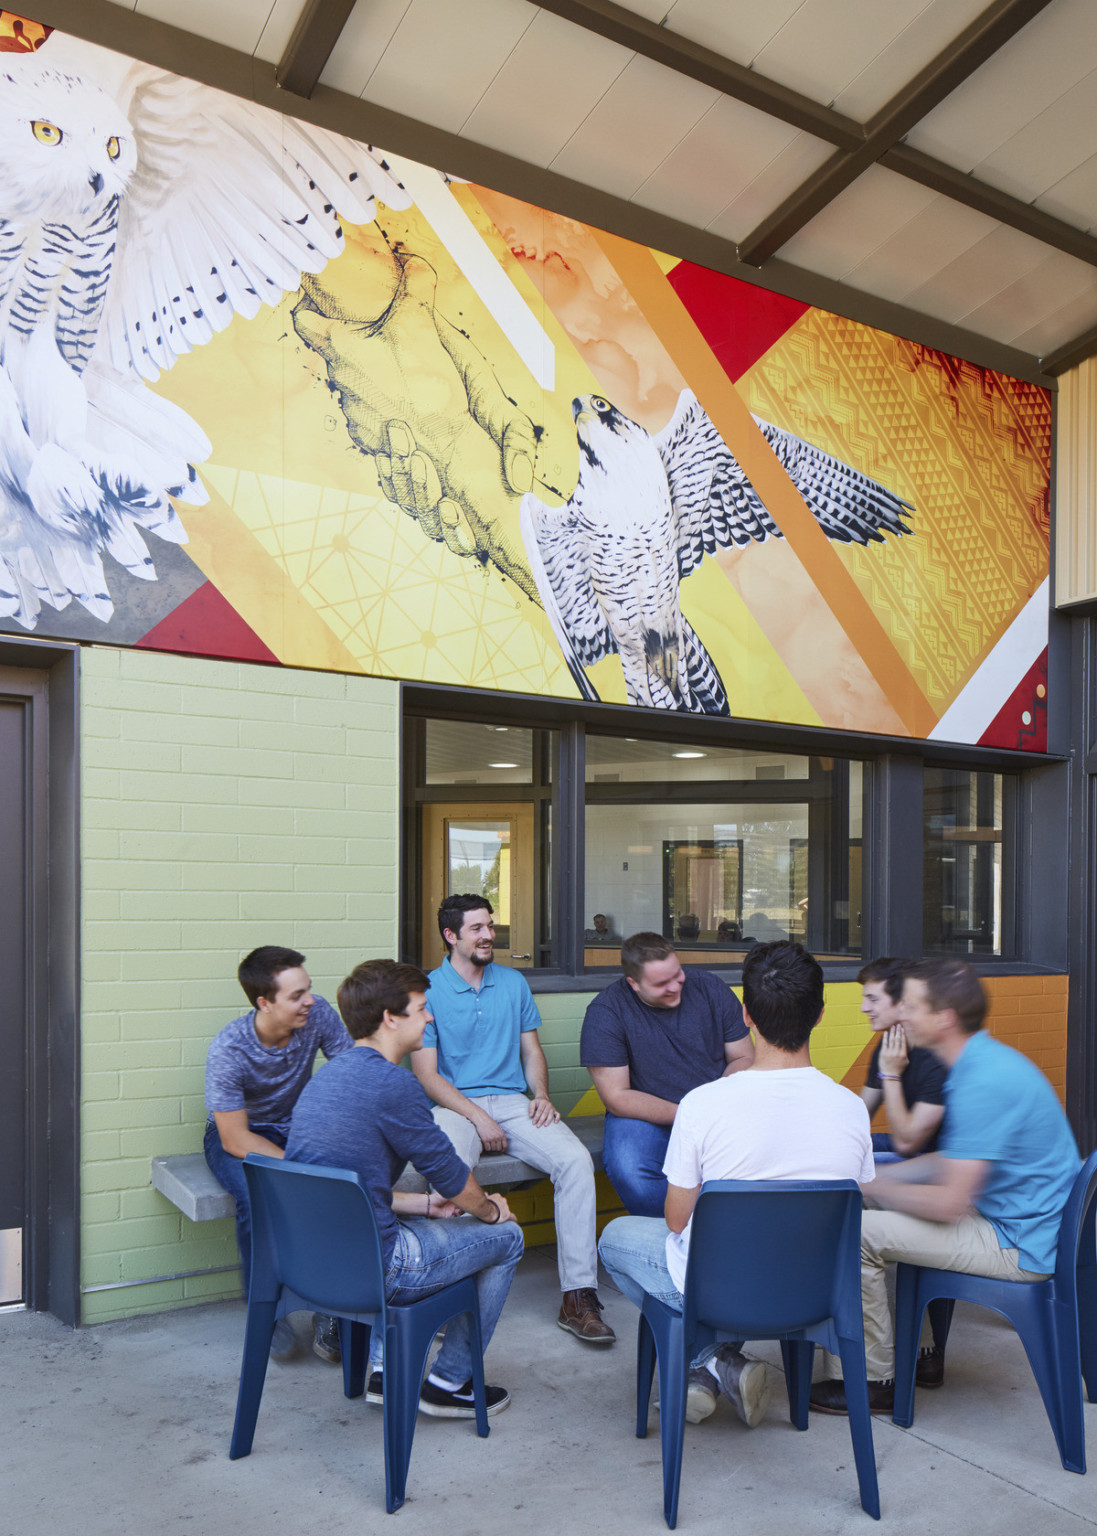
[1014,287,1097,357]
[905,0,1097,172]
[831,0,990,120]
[355,0,535,133]
[134,0,272,52]
[318,0,411,94]
[660,0,803,68]
[960,249,1097,345]
[973,68,1097,207]
[902,224,1054,325]
[633,95,816,230]
[778,164,943,280]
[550,55,720,201]
[843,196,1000,305]
[461,10,630,168]
[1038,151,1097,237]
[705,134,833,241]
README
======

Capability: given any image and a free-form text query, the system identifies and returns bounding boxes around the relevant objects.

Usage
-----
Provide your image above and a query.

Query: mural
[0,15,1051,748]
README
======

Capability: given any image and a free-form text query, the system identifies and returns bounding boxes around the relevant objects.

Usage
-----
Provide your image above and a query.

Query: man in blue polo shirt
[412,893,614,1345]
[580,932,754,1217]
[811,956,1081,1416]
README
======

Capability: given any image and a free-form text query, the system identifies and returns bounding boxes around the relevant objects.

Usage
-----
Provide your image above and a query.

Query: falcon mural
[520,389,914,715]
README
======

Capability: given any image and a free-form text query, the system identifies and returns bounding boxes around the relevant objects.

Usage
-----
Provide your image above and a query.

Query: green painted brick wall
[80,648,400,1323]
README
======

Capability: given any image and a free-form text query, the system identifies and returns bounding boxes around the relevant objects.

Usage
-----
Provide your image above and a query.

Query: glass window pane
[447,820,512,949]
[924,768,1007,956]
[584,756,863,962]
[425,721,532,785]
[585,736,809,783]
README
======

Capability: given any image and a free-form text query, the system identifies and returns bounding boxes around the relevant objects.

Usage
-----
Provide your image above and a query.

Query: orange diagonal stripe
[594,231,938,739]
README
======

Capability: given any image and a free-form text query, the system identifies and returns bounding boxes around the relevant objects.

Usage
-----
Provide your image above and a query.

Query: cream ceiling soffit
[735,0,1056,265]
[276,0,356,98]
[538,0,1097,275]
[31,0,1053,386]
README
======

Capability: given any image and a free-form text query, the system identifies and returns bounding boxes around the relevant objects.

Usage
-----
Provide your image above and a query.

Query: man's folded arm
[212,1107,286,1161]
[587,1064,678,1125]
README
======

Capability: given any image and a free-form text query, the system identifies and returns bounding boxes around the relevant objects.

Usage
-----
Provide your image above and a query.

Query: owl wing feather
[655,390,913,580]
[520,489,609,702]
[96,68,412,384]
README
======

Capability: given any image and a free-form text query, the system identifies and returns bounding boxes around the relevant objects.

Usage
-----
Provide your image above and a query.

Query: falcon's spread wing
[520,489,610,702]
[655,390,913,579]
[97,68,412,383]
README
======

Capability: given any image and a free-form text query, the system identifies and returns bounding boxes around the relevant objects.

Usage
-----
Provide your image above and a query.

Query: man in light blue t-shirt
[412,893,614,1346]
[811,956,1080,1417]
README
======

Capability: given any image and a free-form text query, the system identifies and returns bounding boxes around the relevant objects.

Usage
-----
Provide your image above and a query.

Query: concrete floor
[3,1247,1096,1536]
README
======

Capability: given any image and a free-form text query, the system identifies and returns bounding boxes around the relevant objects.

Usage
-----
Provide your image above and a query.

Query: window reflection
[924,768,1006,956]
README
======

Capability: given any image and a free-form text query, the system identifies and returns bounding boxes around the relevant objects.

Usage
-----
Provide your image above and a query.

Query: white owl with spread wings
[521,391,914,715]
[0,35,411,630]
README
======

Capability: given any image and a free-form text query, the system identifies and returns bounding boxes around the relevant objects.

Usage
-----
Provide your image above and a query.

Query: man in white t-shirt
[598,941,874,1427]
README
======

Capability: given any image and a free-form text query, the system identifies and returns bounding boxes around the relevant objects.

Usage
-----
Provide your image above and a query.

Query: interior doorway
[420,802,535,971]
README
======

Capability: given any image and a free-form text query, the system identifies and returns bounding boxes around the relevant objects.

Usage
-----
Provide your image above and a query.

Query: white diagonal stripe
[929,577,1049,744]
[391,157,554,392]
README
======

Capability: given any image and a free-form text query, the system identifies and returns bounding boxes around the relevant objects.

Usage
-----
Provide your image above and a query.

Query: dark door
[0,696,26,1302]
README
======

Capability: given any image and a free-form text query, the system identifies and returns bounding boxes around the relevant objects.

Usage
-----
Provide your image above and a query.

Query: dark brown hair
[621,932,676,983]
[906,957,986,1035]
[337,959,431,1039]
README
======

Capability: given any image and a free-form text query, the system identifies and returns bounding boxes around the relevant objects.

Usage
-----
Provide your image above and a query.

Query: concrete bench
[150,1116,606,1221]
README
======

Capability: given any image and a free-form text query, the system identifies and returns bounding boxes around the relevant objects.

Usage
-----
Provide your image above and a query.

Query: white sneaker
[686,1366,719,1423]
[711,1350,768,1428]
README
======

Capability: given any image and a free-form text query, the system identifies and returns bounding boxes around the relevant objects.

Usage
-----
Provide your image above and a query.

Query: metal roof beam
[276,0,357,99]
[1040,326,1097,376]
[736,0,1055,266]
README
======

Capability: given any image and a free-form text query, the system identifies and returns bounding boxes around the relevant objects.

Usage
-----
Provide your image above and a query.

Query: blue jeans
[871,1132,904,1167]
[598,1215,734,1366]
[602,1114,671,1217]
[204,1118,287,1289]
[370,1214,525,1383]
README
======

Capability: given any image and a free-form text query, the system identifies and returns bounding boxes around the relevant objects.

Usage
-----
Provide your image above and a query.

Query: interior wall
[79,648,399,1323]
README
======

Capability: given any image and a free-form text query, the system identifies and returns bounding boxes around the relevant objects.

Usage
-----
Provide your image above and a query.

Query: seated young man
[286,959,524,1417]
[204,945,352,1362]
[580,932,754,1218]
[858,956,946,1162]
[811,957,1081,1415]
[598,941,873,1427]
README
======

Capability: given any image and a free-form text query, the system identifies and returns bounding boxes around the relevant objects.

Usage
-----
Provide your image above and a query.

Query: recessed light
[489,761,518,768]
[672,751,706,759]
[494,727,508,732]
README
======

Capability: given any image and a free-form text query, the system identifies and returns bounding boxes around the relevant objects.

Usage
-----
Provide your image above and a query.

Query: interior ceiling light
[494,726,508,731]
[672,751,706,758]
[489,761,518,768]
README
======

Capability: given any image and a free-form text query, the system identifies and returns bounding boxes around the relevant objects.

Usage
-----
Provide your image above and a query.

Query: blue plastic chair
[635,1180,880,1527]
[228,1154,489,1512]
[892,1148,1097,1473]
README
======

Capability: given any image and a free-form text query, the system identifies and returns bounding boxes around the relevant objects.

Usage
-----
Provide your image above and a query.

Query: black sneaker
[365,1371,384,1404]
[312,1314,341,1365]
[418,1376,510,1418]
[916,1345,945,1388]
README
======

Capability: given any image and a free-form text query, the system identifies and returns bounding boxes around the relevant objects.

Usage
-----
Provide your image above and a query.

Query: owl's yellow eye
[31,120,63,146]
[106,136,120,160]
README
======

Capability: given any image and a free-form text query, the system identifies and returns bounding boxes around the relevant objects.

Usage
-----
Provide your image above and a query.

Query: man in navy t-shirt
[204,945,352,1361]
[580,932,754,1216]
[287,959,523,1418]
[858,956,946,1161]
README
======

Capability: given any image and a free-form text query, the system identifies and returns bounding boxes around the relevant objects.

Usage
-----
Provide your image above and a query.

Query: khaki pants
[826,1208,1048,1382]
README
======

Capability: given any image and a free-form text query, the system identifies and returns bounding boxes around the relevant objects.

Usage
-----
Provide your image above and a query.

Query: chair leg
[654,1323,689,1531]
[1078,1259,1097,1404]
[465,1304,490,1440]
[229,1299,277,1460]
[1016,1306,1086,1475]
[836,1338,881,1521]
[342,1320,367,1400]
[381,1321,424,1515]
[892,1267,921,1430]
[636,1313,657,1440]
[780,1339,813,1430]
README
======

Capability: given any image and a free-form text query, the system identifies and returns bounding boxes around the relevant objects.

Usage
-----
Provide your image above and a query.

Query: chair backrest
[683,1180,863,1340]
[1053,1148,1097,1298]
[243,1154,386,1316]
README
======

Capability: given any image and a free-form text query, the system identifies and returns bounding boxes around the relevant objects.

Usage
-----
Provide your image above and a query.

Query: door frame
[0,638,80,1324]
[420,802,536,972]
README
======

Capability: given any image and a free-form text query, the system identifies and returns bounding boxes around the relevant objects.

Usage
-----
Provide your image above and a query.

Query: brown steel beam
[1040,325,1097,376]
[532,0,863,150]
[736,0,1055,265]
[276,0,357,98]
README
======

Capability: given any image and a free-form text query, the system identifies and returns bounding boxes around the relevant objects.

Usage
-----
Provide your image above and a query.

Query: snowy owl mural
[0,32,409,630]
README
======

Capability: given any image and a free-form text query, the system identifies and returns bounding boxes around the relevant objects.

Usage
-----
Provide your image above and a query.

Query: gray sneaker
[686,1365,719,1423]
[710,1348,768,1428]
[269,1317,298,1362]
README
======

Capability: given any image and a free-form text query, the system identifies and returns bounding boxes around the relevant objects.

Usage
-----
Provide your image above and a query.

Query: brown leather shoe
[557,1288,616,1344]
